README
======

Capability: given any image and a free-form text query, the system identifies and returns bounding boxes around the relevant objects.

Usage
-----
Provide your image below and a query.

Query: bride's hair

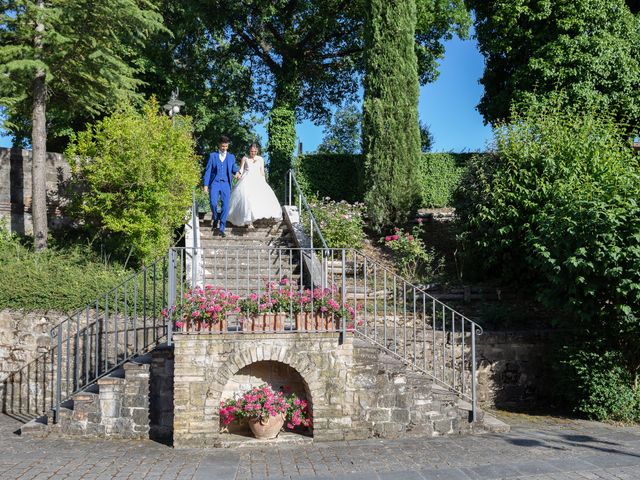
[248,143,261,154]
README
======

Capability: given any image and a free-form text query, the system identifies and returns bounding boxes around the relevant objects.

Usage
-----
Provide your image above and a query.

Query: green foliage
[381,223,443,282]
[362,0,422,230]
[0,0,165,149]
[558,347,640,422]
[468,0,640,125]
[0,229,131,313]
[455,102,640,419]
[65,98,200,265]
[295,152,473,208]
[195,188,211,214]
[318,105,362,154]
[306,197,366,249]
[417,153,475,208]
[138,0,256,155]
[419,121,434,153]
[293,154,365,204]
[267,106,296,193]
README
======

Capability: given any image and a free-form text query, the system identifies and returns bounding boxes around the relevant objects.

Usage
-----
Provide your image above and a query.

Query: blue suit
[203,152,239,232]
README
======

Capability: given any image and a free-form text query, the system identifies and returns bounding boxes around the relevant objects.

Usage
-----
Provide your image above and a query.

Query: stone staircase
[12,209,509,444]
[20,348,174,441]
[199,215,301,295]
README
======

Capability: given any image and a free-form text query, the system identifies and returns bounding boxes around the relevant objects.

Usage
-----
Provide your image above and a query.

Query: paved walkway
[1,413,639,480]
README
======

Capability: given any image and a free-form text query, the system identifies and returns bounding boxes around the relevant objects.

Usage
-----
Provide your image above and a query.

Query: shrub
[558,347,640,422]
[65,98,200,265]
[306,196,366,249]
[0,227,132,313]
[455,101,640,419]
[292,154,365,203]
[381,222,444,282]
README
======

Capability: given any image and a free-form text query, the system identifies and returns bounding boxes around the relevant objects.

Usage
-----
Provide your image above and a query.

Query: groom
[203,135,240,237]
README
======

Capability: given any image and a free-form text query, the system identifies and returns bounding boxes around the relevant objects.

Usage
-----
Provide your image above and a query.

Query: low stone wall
[0,147,72,234]
[476,330,553,409]
[0,309,65,381]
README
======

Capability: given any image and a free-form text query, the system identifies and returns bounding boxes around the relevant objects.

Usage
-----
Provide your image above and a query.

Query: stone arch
[211,345,320,410]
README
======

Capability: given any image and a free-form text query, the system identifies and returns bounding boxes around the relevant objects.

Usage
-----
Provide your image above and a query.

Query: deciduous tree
[468,0,640,125]
[194,0,469,190]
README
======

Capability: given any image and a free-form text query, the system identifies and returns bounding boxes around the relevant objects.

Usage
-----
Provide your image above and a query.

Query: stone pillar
[123,361,151,439]
[150,345,174,444]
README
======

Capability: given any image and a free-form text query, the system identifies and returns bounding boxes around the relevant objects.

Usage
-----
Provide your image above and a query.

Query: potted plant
[219,384,311,439]
[195,188,211,219]
[162,285,241,332]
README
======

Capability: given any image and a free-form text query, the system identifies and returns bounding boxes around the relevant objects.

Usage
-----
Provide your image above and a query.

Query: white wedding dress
[227,155,283,226]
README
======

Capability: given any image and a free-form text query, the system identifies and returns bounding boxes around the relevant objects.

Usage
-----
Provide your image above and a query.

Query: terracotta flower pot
[248,413,285,440]
[295,312,337,331]
[184,317,226,333]
[243,313,284,332]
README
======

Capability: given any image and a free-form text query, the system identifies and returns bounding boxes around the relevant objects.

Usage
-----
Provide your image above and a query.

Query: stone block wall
[476,330,553,409]
[0,147,72,234]
[150,345,174,443]
[0,309,65,381]
[172,333,472,447]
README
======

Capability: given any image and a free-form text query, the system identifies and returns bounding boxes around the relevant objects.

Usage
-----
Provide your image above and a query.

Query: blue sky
[282,34,493,154]
[0,34,492,153]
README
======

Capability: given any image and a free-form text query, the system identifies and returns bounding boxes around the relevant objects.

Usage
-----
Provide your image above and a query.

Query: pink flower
[385,236,392,242]
[391,234,399,241]
[407,235,414,241]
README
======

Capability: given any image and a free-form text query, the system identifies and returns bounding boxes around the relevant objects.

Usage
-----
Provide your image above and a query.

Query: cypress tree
[362,0,422,230]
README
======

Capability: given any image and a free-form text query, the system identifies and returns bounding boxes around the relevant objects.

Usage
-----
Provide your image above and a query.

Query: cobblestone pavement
[1,413,640,480]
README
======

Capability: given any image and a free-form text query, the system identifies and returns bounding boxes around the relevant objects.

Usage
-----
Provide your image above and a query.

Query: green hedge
[292,153,364,203]
[294,152,482,207]
[416,153,476,208]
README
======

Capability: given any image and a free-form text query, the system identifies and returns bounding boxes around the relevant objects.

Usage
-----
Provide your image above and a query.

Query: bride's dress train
[227,155,282,226]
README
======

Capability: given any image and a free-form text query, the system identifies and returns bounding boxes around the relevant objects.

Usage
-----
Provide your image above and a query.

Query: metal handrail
[3,252,172,423]
[167,245,482,421]
[285,169,329,251]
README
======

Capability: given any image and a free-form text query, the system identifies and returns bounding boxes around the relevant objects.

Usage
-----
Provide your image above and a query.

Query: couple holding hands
[203,135,282,237]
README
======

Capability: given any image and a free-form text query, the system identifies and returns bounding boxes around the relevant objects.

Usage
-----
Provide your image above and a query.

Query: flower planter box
[295,312,337,331]
[242,313,285,332]
[182,317,227,333]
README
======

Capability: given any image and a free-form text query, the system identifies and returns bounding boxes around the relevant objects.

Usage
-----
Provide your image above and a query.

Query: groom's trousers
[209,180,231,232]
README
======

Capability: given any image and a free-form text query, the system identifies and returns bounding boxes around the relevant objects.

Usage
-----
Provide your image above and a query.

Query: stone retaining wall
[0,309,65,381]
[172,333,470,448]
[476,330,553,409]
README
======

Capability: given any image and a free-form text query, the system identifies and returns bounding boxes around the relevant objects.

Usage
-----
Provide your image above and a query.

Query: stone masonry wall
[0,147,71,234]
[172,333,471,448]
[0,309,66,381]
[476,330,554,409]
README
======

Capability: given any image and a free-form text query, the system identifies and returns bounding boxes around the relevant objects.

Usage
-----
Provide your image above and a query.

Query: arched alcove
[220,360,313,436]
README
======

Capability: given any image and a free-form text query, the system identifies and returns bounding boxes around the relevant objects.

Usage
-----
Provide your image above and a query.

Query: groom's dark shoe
[219,230,226,238]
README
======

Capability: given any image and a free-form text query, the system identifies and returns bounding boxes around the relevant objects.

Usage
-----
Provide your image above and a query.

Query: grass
[0,228,134,313]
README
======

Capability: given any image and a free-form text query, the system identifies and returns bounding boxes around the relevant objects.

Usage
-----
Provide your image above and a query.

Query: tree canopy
[468,0,640,125]
[317,104,361,154]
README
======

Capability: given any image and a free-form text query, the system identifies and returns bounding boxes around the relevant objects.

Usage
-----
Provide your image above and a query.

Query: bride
[227,143,283,228]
